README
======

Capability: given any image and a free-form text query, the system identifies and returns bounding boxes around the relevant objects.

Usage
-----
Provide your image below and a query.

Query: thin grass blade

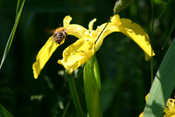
[16,0,23,16]
[0,0,25,69]
[0,104,13,117]
[161,17,175,50]
[158,0,173,20]
[65,73,84,117]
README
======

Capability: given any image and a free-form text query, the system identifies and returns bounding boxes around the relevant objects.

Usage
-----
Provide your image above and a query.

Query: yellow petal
[94,15,122,51]
[88,18,96,31]
[145,93,149,101]
[66,24,87,38]
[118,18,155,60]
[63,15,87,39]
[139,112,143,117]
[163,98,175,117]
[111,14,121,26]
[99,14,155,60]
[63,16,72,27]
[94,22,120,51]
[32,36,61,79]
[58,38,95,74]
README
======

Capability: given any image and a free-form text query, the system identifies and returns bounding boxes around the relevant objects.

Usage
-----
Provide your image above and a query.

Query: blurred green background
[0,0,174,116]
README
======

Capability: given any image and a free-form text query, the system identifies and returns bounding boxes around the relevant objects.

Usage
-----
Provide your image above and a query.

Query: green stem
[62,98,71,117]
[83,55,102,117]
[66,73,84,117]
[150,59,154,84]
[150,0,154,84]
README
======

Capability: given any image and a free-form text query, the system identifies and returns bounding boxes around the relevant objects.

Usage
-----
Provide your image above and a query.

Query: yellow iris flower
[163,98,175,117]
[139,94,175,117]
[32,14,155,79]
[139,94,149,117]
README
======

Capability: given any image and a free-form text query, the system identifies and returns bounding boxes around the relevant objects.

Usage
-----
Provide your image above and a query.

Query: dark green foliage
[0,0,175,116]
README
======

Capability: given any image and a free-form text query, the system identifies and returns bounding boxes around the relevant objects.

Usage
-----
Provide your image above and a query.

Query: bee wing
[44,29,56,34]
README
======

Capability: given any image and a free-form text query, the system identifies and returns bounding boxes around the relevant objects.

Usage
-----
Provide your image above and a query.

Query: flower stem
[66,73,84,117]
[83,55,102,117]
[62,98,71,117]
[150,0,154,84]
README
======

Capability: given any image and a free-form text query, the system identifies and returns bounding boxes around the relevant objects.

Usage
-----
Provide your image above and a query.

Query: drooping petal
[94,15,121,51]
[32,36,61,79]
[95,14,155,60]
[58,38,95,74]
[118,18,155,60]
[94,22,120,51]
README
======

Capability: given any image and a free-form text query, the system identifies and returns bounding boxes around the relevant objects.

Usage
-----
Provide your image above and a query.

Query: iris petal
[88,18,96,31]
[163,98,175,116]
[58,38,95,74]
[63,16,72,27]
[95,14,155,60]
[32,36,60,79]
[66,24,87,38]
[94,23,119,51]
[118,18,155,60]
[94,15,121,51]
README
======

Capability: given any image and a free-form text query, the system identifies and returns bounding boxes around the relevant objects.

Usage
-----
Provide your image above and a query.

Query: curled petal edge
[58,38,95,74]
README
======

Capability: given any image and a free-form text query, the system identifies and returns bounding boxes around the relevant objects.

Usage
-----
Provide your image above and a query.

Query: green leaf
[0,104,13,117]
[83,55,102,117]
[0,0,25,69]
[161,17,175,50]
[113,0,132,14]
[16,0,23,16]
[143,39,175,117]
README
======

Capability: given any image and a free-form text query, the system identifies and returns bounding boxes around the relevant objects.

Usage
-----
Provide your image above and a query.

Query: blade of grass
[65,73,84,117]
[143,39,175,117]
[0,104,13,117]
[158,0,174,20]
[161,17,175,50]
[62,98,71,117]
[0,0,25,69]
[16,0,23,16]
[150,0,154,84]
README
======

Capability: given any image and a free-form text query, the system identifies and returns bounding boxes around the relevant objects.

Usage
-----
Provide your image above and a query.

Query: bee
[53,27,67,44]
